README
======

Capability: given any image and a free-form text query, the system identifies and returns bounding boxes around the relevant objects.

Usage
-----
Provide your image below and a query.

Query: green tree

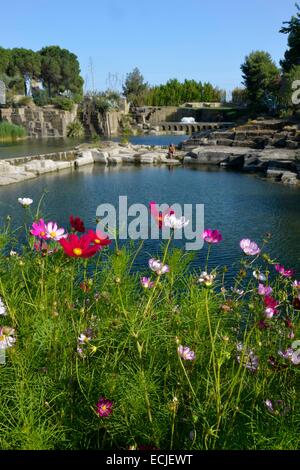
[122,67,148,105]
[0,47,10,75]
[9,48,41,96]
[241,51,280,112]
[231,87,248,106]
[280,3,300,73]
[39,46,83,98]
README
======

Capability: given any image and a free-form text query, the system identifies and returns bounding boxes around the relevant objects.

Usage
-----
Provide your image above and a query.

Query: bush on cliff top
[51,96,74,112]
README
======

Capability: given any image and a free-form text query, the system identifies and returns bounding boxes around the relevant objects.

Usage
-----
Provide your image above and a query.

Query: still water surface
[0,163,299,278]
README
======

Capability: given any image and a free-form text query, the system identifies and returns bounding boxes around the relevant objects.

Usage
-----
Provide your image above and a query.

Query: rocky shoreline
[0,142,181,186]
[181,118,300,186]
[0,136,299,187]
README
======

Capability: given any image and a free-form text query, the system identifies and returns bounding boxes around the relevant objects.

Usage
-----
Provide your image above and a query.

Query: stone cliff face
[80,98,123,136]
[0,105,78,138]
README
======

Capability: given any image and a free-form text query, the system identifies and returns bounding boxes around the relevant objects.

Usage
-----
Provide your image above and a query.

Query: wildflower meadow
[0,198,300,450]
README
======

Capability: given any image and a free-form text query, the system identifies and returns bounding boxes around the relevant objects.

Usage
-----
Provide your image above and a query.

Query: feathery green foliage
[0,208,300,450]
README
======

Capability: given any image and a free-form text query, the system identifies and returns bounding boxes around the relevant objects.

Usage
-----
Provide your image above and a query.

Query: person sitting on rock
[168,143,176,159]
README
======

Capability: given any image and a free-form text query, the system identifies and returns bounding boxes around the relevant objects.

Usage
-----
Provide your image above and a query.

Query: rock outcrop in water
[0,142,181,186]
[182,119,300,186]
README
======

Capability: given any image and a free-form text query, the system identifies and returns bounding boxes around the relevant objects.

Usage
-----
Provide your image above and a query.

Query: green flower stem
[143,234,173,318]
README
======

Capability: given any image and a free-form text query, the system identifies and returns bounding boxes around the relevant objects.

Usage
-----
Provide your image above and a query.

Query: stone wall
[133,106,238,125]
[0,105,78,138]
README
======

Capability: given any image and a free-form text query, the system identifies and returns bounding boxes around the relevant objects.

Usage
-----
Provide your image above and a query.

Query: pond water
[0,163,299,279]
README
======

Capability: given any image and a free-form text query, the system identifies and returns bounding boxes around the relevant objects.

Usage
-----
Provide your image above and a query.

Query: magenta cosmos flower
[30,219,47,239]
[140,277,155,288]
[178,345,196,361]
[202,229,222,244]
[45,221,67,241]
[240,239,260,256]
[96,397,113,417]
[275,264,295,278]
[264,296,279,319]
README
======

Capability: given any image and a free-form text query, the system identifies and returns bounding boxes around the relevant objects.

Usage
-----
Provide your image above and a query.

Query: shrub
[17,96,33,107]
[32,89,51,107]
[51,96,74,112]
[67,120,84,138]
[0,121,27,141]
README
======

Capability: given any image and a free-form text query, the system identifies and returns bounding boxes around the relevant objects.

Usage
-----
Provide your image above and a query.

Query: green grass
[0,121,27,142]
[0,213,299,450]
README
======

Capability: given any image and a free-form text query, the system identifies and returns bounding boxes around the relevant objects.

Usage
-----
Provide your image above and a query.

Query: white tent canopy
[180,117,195,123]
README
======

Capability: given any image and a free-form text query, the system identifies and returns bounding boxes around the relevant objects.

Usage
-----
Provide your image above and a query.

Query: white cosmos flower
[253,270,267,282]
[18,198,33,207]
[0,298,7,316]
[9,250,18,257]
[78,333,91,344]
[0,327,16,350]
[148,258,170,275]
[45,222,67,241]
[198,271,216,287]
[164,214,189,230]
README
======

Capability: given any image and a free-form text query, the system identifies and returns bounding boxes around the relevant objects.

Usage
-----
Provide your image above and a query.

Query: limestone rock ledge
[1,142,299,187]
[183,145,300,186]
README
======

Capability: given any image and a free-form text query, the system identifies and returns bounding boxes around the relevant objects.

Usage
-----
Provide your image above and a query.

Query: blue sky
[0,0,297,95]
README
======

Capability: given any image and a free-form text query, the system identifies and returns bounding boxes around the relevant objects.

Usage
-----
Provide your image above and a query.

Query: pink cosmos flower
[240,239,260,256]
[202,229,222,244]
[45,222,67,241]
[140,277,155,289]
[30,219,47,239]
[149,201,174,229]
[292,280,300,289]
[178,345,196,361]
[275,264,295,278]
[258,284,273,296]
[149,258,169,275]
[96,397,113,417]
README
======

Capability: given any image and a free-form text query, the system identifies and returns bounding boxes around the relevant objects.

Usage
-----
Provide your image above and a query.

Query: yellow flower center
[73,248,83,256]
[50,231,57,238]
[94,239,100,244]
[101,405,107,411]
[0,335,4,341]
[40,231,46,237]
